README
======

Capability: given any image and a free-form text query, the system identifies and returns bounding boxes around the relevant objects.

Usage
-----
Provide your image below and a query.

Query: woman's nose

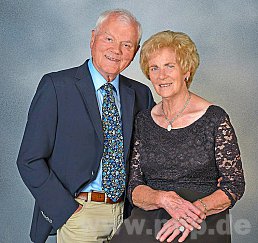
[158,69,167,80]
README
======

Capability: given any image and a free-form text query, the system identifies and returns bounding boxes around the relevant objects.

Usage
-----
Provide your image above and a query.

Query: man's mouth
[105,55,120,62]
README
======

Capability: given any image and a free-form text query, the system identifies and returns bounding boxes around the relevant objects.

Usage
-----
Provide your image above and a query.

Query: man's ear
[90,30,95,49]
[132,44,140,61]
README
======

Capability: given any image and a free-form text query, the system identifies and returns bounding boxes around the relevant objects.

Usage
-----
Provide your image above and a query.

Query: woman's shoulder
[190,93,229,119]
[207,105,228,117]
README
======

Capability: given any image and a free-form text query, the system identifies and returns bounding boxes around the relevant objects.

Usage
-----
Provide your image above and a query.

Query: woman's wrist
[157,190,177,209]
[198,198,208,214]
[156,190,165,208]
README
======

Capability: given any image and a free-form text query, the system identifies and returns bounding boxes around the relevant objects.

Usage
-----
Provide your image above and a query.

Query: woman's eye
[167,65,174,69]
[150,67,158,72]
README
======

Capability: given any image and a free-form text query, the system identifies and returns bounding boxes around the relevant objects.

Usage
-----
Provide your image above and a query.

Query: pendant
[167,124,172,131]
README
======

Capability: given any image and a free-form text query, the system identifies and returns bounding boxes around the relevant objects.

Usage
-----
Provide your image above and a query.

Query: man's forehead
[98,23,138,42]
[100,15,136,30]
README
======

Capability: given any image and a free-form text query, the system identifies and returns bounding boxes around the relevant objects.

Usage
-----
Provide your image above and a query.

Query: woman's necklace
[161,92,192,131]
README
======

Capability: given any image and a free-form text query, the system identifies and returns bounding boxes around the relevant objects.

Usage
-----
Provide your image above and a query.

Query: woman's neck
[161,90,190,118]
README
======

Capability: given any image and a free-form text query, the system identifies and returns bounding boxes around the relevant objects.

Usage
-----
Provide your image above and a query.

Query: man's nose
[111,42,122,55]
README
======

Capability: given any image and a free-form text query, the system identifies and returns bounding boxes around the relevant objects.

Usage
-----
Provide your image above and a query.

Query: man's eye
[123,43,132,49]
[106,37,113,42]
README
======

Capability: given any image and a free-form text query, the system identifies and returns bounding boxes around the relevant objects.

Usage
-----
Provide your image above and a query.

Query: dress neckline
[149,105,216,131]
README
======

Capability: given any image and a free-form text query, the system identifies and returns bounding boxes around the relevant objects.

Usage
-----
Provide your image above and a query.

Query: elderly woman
[111,30,245,242]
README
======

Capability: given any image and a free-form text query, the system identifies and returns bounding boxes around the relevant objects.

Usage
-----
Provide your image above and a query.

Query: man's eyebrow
[104,31,112,36]
[103,31,133,44]
[122,40,133,44]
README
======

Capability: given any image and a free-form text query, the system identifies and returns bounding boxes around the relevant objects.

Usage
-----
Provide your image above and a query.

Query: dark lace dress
[111,105,245,243]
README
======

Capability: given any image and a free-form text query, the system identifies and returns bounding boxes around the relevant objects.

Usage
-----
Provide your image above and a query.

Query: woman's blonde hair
[140,30,199,88]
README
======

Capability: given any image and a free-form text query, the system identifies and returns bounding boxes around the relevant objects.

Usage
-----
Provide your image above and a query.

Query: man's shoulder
[120,74,149,90]
[45,65,80,80]
[43,60,89,82]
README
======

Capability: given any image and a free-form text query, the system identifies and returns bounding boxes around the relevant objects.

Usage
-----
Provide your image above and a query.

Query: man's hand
[73,204,83,215]
[217,177,222,187]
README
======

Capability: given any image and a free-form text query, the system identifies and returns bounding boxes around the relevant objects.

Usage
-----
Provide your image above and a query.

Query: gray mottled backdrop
[1,1,257,242]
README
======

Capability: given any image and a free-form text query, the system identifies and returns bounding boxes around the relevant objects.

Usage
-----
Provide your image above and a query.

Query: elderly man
[17,9,154,243]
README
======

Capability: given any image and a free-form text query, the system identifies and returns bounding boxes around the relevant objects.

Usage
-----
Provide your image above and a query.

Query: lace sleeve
[215,114,245,208]
[127,115,146,205]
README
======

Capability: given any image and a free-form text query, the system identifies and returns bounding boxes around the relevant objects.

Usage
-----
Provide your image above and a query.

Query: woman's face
[148,47,189,99]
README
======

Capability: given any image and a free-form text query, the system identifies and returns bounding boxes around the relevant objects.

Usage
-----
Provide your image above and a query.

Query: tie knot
[101,83,114,94]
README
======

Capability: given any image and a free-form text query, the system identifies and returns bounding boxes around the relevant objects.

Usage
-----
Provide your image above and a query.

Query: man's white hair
[94,9,142,45]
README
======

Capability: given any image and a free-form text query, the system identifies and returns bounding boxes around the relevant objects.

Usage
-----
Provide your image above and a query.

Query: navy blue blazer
[17,60,155,243]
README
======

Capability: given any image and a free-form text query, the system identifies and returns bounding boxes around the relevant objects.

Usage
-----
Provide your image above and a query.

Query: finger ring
[178,225,185,232]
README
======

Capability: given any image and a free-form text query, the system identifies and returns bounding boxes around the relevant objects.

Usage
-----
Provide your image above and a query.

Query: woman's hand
[158,191,206,231]
[193,190,231,217]
[156,218,191,242]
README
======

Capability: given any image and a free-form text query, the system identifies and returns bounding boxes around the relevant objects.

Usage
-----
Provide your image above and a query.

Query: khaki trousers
[57,197,124,243]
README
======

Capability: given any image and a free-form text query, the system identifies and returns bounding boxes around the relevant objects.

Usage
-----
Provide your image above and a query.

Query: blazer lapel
[119,76,135,161]
[75,61,103,143]
[74,62,135,158]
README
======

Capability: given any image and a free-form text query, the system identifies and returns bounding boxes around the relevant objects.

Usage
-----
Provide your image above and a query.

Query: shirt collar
[88,58,119,93]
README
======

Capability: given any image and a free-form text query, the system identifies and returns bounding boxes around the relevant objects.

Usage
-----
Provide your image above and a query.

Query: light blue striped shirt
[82,58,122,192]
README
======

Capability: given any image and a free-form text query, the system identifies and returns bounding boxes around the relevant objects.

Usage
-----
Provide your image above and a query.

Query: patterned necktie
[101,83,125,202]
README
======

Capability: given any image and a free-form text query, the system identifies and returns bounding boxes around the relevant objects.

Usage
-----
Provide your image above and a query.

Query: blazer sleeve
[147,86,156,109]
[17,74,78,230]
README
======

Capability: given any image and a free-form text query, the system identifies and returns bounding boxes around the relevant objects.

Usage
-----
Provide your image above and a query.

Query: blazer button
[91,171,94,176]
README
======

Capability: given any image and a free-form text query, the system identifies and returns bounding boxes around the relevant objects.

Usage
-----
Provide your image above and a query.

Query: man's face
[90,15,139,81]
